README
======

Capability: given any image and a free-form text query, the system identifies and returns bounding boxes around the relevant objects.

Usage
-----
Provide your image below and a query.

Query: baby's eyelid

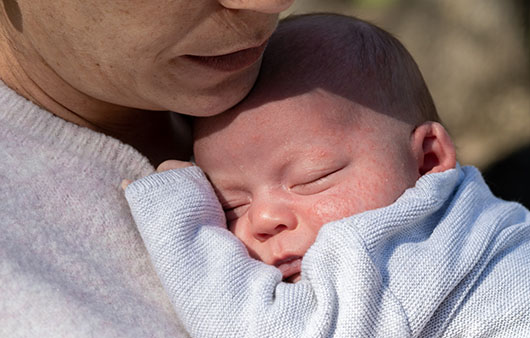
[297,174,329,187]
[290,167,343,194]
[223,202,250,221]
[223,202,248,212]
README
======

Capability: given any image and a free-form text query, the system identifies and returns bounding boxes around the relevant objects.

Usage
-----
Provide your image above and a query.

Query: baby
[125,14,530,338]
[190,14,455,284]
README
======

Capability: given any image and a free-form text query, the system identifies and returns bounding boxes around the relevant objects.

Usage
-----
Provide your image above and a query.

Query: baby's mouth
[274,256,302,283]
[285,272,301,283]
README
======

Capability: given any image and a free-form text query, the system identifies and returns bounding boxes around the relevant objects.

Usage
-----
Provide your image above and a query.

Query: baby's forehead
[196,89,370,142]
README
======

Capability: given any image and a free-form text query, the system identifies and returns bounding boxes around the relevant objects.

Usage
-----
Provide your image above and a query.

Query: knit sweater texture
[0,81,189,337]
[126,165,530,338]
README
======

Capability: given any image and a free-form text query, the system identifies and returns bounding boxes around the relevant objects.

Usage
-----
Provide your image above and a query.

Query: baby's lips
[286,272,301,283]
[275,256,302,280]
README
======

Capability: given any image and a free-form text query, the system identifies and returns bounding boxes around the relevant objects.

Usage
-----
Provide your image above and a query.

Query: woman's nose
[218,0,295,14]
[248,200,297,242]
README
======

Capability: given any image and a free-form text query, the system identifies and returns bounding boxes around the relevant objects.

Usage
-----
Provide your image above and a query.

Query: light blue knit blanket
[125,165,530,337]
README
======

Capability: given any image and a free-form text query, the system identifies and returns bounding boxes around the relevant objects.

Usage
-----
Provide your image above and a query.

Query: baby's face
[194,89,419,283]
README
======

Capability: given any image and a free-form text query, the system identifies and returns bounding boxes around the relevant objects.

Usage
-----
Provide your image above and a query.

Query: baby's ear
[411,122,456,176]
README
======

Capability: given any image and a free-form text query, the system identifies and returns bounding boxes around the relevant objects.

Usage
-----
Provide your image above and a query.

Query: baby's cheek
[229,220,263,261]
[310,195,358,227]
[229,221,251,246]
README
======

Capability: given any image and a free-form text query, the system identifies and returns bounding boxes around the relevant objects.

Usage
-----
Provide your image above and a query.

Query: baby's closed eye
[289,166,345,195]
[223,202,250,222]
[210,184,250,223]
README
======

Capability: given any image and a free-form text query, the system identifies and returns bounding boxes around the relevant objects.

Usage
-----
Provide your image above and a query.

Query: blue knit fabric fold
[126,165,530,337]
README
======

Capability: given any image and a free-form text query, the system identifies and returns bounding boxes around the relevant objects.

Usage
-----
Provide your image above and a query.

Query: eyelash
[223,203,250,222]
[290,167,343,195]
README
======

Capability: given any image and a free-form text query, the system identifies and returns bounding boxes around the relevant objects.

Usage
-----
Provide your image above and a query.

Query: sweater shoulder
[0,82,186,337]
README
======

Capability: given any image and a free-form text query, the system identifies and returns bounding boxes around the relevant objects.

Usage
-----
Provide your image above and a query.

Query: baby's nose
[248,201,297,241]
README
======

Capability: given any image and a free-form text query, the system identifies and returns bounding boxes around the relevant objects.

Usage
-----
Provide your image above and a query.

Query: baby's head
[194,14,456,282]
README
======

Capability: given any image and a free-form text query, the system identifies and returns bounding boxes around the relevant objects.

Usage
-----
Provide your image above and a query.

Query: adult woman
[0,0,293,336]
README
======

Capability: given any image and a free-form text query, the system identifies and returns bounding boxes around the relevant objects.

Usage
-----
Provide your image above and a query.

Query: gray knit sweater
[0,81,189,337]
[126,165,530,337]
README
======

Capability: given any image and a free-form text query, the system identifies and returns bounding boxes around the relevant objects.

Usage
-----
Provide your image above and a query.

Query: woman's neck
[0,29,192,166]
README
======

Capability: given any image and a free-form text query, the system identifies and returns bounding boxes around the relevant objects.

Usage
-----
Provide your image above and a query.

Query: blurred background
[283,0,530,207]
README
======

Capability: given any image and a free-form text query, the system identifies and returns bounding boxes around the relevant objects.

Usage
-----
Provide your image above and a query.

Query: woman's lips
[183,40,268,72]
[275,256,302,283]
